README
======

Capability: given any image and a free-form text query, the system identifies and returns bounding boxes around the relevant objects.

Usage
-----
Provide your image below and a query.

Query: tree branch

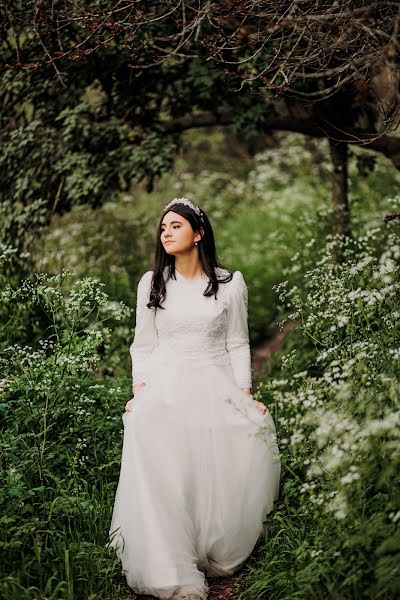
[162,107,400,168]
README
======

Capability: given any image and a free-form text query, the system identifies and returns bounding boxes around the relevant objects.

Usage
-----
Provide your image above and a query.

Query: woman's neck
[174,256,203,281]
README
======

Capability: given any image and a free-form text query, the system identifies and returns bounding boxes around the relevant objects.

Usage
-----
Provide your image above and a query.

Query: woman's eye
[161,226,180,232]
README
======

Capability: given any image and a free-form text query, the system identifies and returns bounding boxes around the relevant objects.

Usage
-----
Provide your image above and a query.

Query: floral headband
[164,197,205,222]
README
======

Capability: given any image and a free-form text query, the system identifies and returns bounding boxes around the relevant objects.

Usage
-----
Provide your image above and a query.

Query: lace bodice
[129,266,252,389]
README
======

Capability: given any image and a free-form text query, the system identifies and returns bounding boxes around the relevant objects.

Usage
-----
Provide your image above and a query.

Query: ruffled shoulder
[212,268,247,308]
[139,270,153,284]
[225,269,246,288]
[229,270,248,308]
[136,271,154,305]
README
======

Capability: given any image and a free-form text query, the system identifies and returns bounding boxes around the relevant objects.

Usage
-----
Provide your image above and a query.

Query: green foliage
[242,199,400,599]
[0,265,134,598]
[1,6,262,267]
[33,131,400,346]
[2,120,400,597]
[2,4,400,596]
[34,200,148,309]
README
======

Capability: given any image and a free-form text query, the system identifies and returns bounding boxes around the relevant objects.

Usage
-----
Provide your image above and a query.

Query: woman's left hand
[252,399,267,415]
[240,388,267,416]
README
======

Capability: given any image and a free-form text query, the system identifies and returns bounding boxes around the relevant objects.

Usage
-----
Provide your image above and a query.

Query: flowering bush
[0,265,132,599]
[243,200,400,599]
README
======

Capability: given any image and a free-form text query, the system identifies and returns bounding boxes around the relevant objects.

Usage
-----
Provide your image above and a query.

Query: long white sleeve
[129,271,158,387]
[225,270,252,390]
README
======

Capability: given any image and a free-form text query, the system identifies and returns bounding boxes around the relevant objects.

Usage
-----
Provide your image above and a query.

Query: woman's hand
[125,398,135,412]
[252,399,267,415]
[240,388,267,416]
[125,382,147,412]
[134,382,146,395]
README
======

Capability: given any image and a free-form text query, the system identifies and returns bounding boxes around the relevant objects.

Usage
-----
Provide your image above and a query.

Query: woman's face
[160,211,201,255]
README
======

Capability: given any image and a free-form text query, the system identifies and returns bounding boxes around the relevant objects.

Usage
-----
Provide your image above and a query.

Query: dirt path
[136,574,243,600]
[135,324,293,600]
[206,573,245,599]
[251,321,294,374]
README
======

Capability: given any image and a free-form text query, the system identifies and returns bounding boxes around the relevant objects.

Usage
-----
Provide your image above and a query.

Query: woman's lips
[164,241,174,245]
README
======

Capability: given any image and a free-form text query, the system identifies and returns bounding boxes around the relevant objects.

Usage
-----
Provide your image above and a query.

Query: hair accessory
[164,197,204,222]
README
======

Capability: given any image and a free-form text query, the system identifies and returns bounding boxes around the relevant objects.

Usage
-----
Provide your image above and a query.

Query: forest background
[1,2,399,599]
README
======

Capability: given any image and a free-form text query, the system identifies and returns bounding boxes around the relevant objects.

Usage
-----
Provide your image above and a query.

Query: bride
[108,198,281,600]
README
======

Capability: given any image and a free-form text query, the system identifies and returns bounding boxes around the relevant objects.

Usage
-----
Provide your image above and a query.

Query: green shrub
[0,267,132,599]
[243,199,400,599]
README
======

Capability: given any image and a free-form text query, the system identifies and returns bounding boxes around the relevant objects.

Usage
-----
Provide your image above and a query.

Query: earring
[194,241,198,246]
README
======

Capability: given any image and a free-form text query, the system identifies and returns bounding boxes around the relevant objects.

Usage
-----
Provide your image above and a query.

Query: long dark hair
[146,201,233,310]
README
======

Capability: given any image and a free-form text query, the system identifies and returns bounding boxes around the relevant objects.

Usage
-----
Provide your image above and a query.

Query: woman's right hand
[125,382,147,412]
[125,398,135,412]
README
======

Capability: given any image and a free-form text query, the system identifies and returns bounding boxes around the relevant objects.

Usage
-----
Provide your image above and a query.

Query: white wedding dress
[108,266,281,599]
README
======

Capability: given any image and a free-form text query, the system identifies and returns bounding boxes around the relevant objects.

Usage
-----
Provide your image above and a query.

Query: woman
[108,198,281,600]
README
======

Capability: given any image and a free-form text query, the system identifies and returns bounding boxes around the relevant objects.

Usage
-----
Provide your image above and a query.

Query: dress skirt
[107,355,281,600]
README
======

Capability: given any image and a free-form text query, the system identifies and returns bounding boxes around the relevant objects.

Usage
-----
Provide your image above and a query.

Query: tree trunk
[329,138,350,262]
